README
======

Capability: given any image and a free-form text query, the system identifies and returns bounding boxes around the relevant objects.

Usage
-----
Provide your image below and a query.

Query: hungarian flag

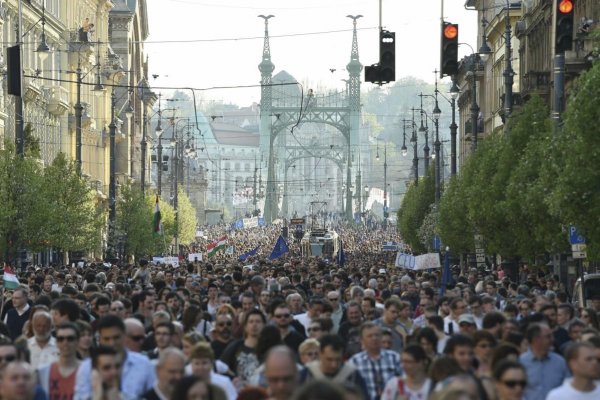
[207,236,228,258]
[153,195,162,235]
[3,264,19,290]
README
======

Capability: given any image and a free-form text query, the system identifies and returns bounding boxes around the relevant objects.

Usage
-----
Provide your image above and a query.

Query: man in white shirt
[27,311,58,369]
[294,297,323,333]
[546,342,600,399]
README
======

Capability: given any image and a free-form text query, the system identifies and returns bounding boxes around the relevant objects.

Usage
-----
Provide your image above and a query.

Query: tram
[300,228,340,259]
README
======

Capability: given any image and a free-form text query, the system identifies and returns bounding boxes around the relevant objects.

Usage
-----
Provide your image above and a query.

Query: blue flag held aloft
[269,235,289,260]
[337,240,346,267]
[239,246,260,261]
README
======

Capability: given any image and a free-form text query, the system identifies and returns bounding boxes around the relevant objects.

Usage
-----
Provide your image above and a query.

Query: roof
[210,122,259,146]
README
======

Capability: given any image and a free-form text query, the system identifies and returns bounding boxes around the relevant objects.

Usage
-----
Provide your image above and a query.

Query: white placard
[188,253,203,262]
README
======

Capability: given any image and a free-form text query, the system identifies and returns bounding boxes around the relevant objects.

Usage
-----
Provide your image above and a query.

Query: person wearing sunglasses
[492,360,527,400]
[211,314,234,360]
[0,334,19,370]
[37,322,80,399]
[272,303,304,354]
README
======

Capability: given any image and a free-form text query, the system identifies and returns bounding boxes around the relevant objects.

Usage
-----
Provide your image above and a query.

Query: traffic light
[7,45,21,96]
[555,0,574,54]
[364,30,396,84]
[379,30,395,83]
[364,64,380,83]
[440,22,459,77]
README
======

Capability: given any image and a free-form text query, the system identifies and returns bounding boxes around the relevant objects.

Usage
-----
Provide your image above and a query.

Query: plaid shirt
[350,349,403,400]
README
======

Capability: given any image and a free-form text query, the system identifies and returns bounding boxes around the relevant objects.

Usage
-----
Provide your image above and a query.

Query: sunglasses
[56,336,77,343]
[128,335,145,342]
[328,298,339,301]
[274,314,290,319]
[502,380,527,388]
[0,355,16,363]
[217,322,233,327]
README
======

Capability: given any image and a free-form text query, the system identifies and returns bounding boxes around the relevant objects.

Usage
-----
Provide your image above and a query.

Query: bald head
[157,347,185,367]
[124,318,146,353]
[264,346,298,400]
[32,311,52,341]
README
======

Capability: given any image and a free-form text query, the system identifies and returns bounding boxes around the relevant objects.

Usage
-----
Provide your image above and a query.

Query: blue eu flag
[239,246,260,261]
[269,236,289,260]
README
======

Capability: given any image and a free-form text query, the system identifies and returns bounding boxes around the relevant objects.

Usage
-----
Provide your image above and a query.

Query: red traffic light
[558,0,573,14]
[444,24,458,40]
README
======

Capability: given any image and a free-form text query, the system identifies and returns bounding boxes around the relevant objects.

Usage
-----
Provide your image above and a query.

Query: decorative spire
[258,15,275,74]
[346,15,363,74]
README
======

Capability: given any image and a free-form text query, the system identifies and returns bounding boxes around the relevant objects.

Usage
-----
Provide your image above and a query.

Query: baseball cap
[379,268,387,275]
[458,314,476,326]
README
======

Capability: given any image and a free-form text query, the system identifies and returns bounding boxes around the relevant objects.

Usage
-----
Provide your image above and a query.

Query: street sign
[569,226,586,245]
[571,244,587,252]
[573,251,587,259]
[475,248,485,255]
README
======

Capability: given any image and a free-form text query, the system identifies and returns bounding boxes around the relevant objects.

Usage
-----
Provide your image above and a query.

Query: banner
[152,256,180,268]
[188,253,203,262]
[395,252,441,270]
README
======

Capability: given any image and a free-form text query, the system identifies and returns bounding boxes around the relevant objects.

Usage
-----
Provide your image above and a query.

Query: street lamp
[35,8,50,62]
[383,143,388,228]
[363,185,369,214]
[502,0,515,121]
[433,79,442,204]
[107,90,117,260]
[73,44,105,174]
[460,43,484,151]
[449,79,459,175]
[400,120,408,157]
[155,114,164,196]
[418,93,430,171]
[410,108,419,185]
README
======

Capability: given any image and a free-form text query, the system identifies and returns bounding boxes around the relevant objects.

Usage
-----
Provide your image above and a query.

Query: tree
[117,184,176,257]
[177,189,197,246]
[39,153,104,255]
[549,60,600,259]
[397,166,435,253]
[438,175,473,254]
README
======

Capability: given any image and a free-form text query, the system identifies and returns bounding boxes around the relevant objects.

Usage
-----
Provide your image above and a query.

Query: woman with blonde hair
[298,338,320,366]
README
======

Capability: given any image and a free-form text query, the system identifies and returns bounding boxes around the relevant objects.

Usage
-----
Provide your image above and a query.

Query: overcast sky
[145,0,478,105]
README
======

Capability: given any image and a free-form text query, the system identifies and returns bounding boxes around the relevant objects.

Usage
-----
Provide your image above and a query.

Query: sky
[145,0,478,106]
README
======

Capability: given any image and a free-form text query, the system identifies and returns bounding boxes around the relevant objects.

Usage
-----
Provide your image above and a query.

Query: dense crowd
[0,224,599,400]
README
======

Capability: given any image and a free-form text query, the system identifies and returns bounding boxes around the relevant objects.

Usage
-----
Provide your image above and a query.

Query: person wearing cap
[458,314,477,336]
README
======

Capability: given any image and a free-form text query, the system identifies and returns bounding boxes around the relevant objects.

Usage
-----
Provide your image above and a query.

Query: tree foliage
[397,166,435,253]
[434,96,570,261]
[117,184,197,258]
[177,189,198,246]
[548,60,600,258]
[0,146,104,262]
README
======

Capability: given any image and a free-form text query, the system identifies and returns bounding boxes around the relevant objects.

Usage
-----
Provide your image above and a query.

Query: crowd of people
[0,223,599,400]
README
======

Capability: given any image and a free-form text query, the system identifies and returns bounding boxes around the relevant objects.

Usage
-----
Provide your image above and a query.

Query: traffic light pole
[553,54,565,132]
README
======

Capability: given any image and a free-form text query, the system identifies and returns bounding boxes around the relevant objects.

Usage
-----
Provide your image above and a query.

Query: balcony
[47,86,69,116]
[23,68,42,103]
[521,71,551,101]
